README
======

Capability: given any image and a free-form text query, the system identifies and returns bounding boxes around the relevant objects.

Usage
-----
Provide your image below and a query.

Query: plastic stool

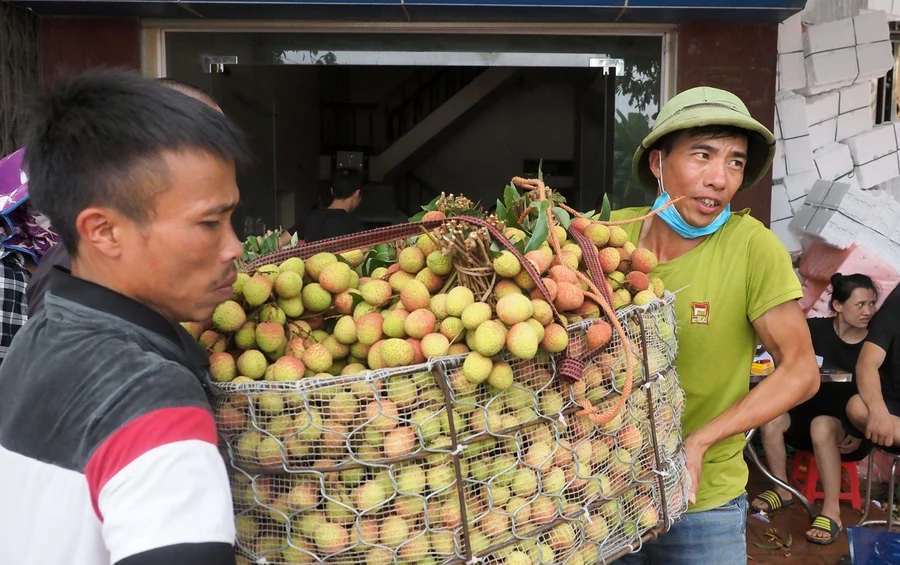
[790,449,861,511]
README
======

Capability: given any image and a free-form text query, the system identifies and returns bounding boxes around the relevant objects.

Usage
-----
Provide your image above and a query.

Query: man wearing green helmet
[612,86,821,564]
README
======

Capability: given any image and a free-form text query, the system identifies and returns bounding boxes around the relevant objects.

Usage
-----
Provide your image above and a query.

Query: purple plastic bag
[0,148,59,263]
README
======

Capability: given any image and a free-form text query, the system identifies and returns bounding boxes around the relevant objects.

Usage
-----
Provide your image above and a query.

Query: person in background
[751,273,877,544]
[26,77,224,316]
[612,86,820,565]
[0,69,248,564]
[301,167,366,243]
[0,148,60,364]
[847,283,900,448]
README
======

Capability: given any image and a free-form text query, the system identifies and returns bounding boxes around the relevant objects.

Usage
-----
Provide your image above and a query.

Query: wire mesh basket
[209,290,687,565]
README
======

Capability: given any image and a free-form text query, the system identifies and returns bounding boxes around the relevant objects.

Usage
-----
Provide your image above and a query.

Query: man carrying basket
[612,87,821,564]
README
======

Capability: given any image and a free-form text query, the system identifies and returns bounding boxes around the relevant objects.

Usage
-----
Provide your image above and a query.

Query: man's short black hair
[655,124,750,155]
[331,168,365,200]
[155,77,219,109]
[23,69,249,256]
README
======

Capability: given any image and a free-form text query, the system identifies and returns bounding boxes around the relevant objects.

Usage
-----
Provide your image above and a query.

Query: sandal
[751,489,794,513]
[806,514,841,545]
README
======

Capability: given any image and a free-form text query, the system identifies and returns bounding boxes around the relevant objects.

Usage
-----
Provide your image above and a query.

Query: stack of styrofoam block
[774,92,816,182]
[844,122,900,188]
[802,11,894,96]
[805,82,874,151]
[777,13,806,91]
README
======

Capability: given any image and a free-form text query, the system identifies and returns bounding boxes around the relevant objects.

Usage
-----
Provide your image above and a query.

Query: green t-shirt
[610,206,803,512]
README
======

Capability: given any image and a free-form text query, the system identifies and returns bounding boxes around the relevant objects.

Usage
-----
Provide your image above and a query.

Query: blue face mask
[650,159,731,239]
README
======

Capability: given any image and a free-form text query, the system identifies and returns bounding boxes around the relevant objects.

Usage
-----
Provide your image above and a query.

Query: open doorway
[164,33,664,239]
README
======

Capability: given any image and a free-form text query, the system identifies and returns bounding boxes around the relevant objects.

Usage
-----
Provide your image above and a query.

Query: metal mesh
[0,1,40,157]
[211,291,686,565]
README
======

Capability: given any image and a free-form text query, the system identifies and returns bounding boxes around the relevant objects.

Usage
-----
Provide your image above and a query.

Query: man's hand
[683,433,710,505]
[866,406,895,447]
[837,435,861,454]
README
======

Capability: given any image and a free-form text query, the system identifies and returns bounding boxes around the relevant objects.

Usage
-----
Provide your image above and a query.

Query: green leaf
[537,159,544,182]
[409,210,427,222]
[753,543,781,551]
[495,200,508,222]
[490,240,501,253]
[350,291,367,312]
[513,238,526,256]
[599,194,612,222]
[335,254,352,266]
[552,206,571,229]
[524,201,550,253]
[423,194,440,212]
[372,243,393,263]
[504,183,519,210]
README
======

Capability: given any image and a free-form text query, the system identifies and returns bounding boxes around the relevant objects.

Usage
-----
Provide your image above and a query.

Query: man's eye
[203,221,220,228]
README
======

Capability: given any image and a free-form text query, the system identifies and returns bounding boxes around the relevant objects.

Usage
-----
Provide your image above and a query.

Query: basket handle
[243,216,566,328]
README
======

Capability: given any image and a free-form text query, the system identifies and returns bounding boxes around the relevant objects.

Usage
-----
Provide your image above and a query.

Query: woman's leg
[752,413,793,511]
[808,415,845,540]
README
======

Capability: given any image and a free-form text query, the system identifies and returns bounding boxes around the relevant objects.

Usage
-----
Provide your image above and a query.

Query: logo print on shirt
[691,302,709,325]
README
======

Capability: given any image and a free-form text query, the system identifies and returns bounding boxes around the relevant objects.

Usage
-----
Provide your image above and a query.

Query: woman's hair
[830,272,877,311]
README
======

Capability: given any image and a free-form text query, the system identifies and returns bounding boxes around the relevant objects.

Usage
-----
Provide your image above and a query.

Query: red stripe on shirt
[84,406,218,521]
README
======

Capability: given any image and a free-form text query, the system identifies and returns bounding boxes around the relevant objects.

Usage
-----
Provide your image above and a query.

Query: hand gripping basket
[206,216,689,565]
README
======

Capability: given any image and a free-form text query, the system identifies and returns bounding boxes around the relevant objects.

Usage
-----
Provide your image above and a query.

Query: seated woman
[750,273,877,545]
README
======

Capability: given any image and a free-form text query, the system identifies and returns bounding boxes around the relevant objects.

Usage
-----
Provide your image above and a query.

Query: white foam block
[810,118,838,151]
[855,152,900,188]
[776,92,811,139]
[836,107,873,141]
[836,171,863,189]
[805,179,836,206]
[806,48,860,87]
[773,106,782,140]
[838,82,873,113]
[785,136,817,176]
[803,18,857,54]
[774,140,787,180]
[778,12,804,54]
[806,208,857,248]
[784,170,821,202]
[863,0,895,13]
[857,41,895,79]
[778,52,808,92]
[772,182,794,222]
[844,124,898,165]
[853,10,891,44]
[813,143,854,181]
[806,91,840,125]
[770,218,803,255]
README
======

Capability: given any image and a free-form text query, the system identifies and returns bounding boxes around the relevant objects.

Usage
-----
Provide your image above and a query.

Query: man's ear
[75,207,126,258]
[648,149,663,180]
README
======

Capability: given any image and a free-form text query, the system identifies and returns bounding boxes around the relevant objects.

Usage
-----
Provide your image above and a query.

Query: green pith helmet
[632,86,776,193]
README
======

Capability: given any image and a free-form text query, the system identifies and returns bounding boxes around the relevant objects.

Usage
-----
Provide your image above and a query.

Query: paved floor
[745,456,889,565]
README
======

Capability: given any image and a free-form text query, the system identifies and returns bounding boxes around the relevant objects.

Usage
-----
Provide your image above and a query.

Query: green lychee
[632,289,655,306]
[426,250,452,276]
[446,286,475,317]
[473,320,506,357]
[398,246,426,274]
[461,302,492,330]
[236,349,267,379]
[279,256,305,277]
[493,250,522,278]
[319,261,352,294]
[276,296,304,318]
[496,293,534,325]
[487,360,514,390]
[463,351,493,384]
[333,315,357,344]
[302,343,333,373]
[242,274,273,307]
[273,270,303,299]
[306,252,338,281]
[211,300,246,332]
[356,312,384,346]
[255,321,286,352]
[506,322,538,360]
[234,322,257,350]
[360,279,392,307]
[258,304,286,325]
[256,264,280,282]
[301,283,332,312]
[208,352,236,382]
[400,279,430,311]
[382,309,409,338]
[381,338,416,368]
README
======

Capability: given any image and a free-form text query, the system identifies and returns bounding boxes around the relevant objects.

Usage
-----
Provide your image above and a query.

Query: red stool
[789,449,861,511]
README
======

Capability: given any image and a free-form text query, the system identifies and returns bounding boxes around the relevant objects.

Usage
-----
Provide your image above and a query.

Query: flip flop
[751,489,794,513]
[806,514,841,545]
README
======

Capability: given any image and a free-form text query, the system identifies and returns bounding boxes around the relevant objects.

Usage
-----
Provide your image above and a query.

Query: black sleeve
[116,543,235,565]
[866,291,900,353]
[26,244,71,315]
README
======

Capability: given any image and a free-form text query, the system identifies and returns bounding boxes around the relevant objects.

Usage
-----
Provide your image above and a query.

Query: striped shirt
[0,268,235,565]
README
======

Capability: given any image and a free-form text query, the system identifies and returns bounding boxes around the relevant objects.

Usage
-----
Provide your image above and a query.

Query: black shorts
[844,397,900,453]
[784,383,870,462]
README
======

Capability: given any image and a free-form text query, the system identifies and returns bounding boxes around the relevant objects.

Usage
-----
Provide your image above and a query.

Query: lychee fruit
[586,320,613,350]
[422,210,445,222]
[234,322,257,350]
[541,323,569,353]
[258,304,286,325]
[487,360,514,390]
[554,282,585,312]
[360,279,392,307]
[495,279,523,300]
[531,299,554,326]
[415,267,444,294]
[632,290,656,306]
[333,315,358,344]
[421,333,450,358]
[630,247,659,274]
[301,283,332,312]
[417,232,440,255]
[608,226,628,247]
[405,308,437,340]
[242,274,273,307]
[512,270,536,291]
[617,245,632,272]
[273,270,303,299]
[446,286,475,317]
[650,277,665,298]
[463,351,493,384]
[598,247,620,274]
[279,257,305,277]
[209,352,236,382]
[524,250,550,275]
[356,312,385,346]
[473,320,506,357]
[584,222,611,246]
[256,322,286,352]
[496,293,534,325]
[302,343,333,373]
[367,340,386,369]
[381,338,416,368]
[399,246,426,274]
[400,279,431,311]
[493,250,522,278]
[613,288,632,309]
[306,252,338,281]
[506,322,538,360]
[318,262,352,294]
[180,322,204,340]
[570,216,591,233]
[236,349,268,379]
[429,294,449,320]
[625,271,650,293]
[271,356,305,381]
[426,250,452,276]
[382,308,409,338]
[256,264,279,282]
[461,302,492,330]
[439,317,466,343]
[231,272,250,297]
[277,296,304,318]
[212,300,246,333]
[537,277,558,302]
[552,251,580,271]
[549,265,578,286]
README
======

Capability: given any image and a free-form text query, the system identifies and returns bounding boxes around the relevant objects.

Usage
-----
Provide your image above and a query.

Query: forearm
[688,360,819,450]
[856,362,886,411]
